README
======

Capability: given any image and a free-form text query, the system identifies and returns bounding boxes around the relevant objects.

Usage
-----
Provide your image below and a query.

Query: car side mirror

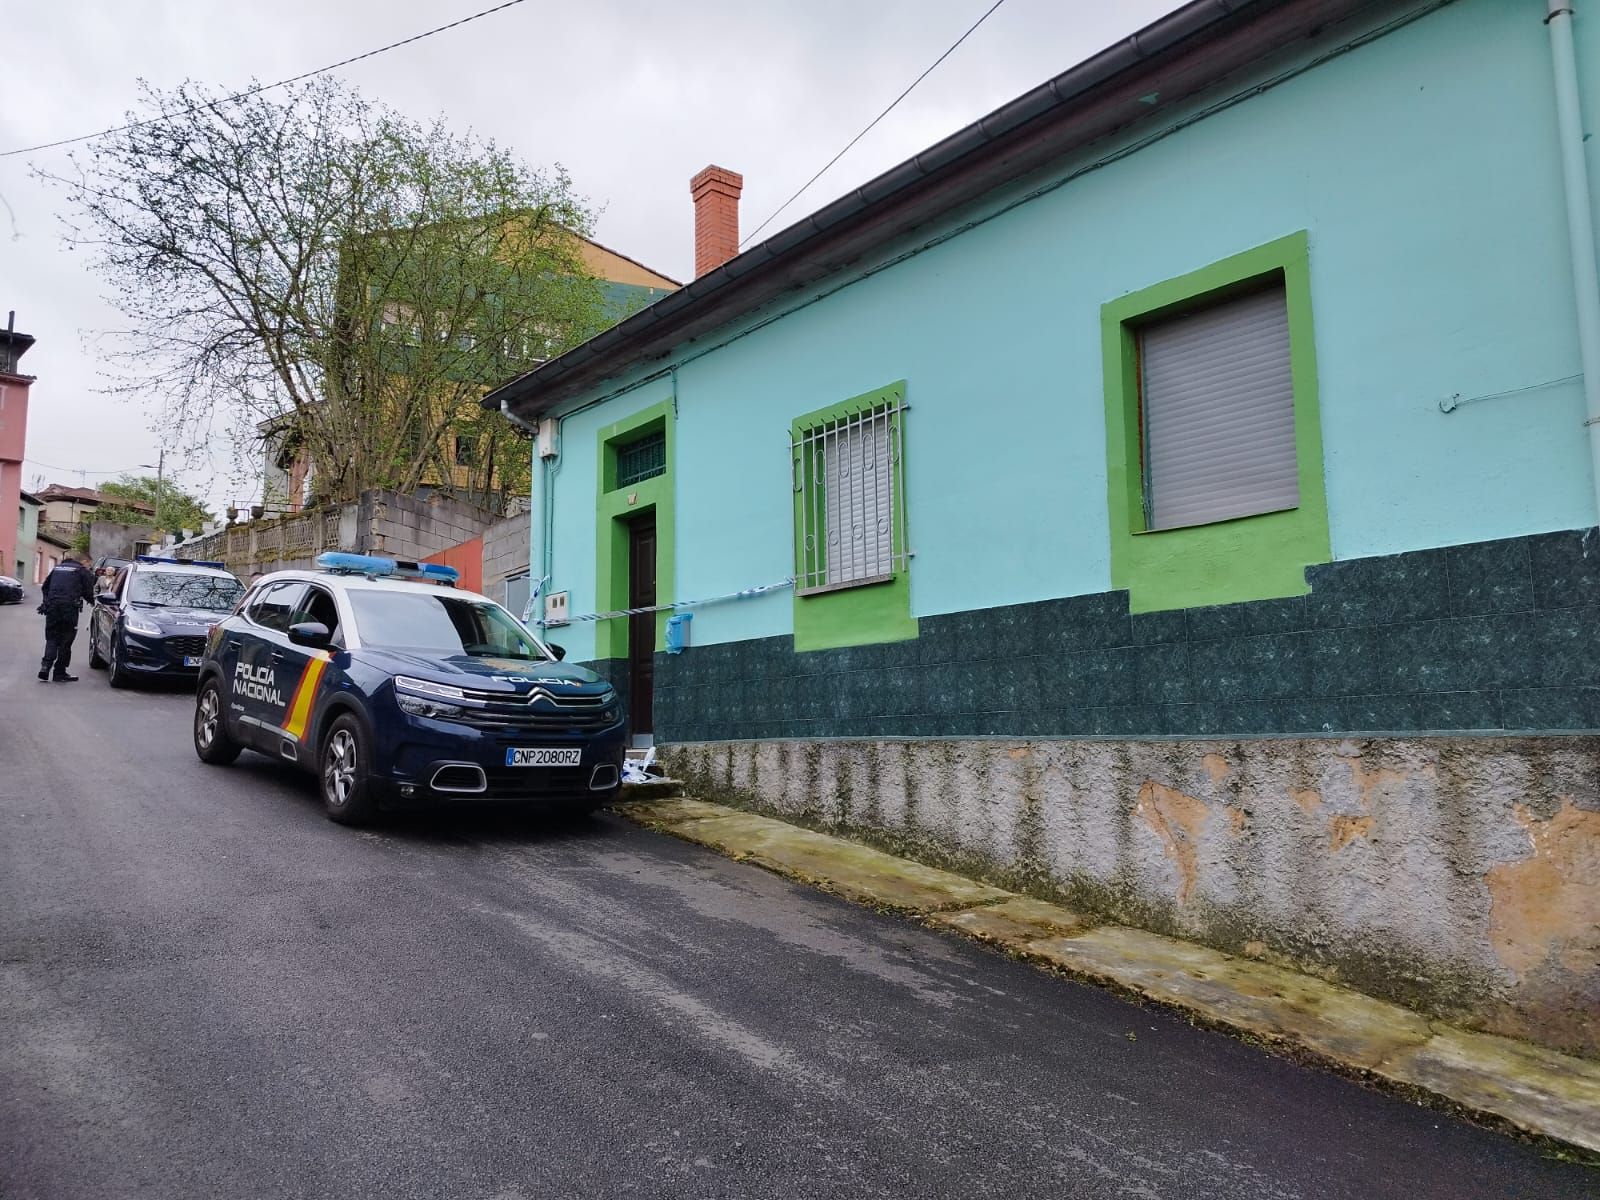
[288,621,333,649]
[94,592,116,605]
[547,643,567,661]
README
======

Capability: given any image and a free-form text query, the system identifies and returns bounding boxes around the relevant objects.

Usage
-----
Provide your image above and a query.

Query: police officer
[38,551,96,682]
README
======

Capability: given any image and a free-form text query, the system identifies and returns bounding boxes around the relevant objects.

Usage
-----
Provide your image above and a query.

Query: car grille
[479,765,592,799]
[459,706,617,732]
[457,685,607,707]
[165,635,208,658]
[453,688,617,732]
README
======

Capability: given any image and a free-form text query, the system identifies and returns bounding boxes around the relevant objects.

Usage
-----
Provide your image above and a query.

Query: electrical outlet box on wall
[544,590,569,626]
[536,418,559,459]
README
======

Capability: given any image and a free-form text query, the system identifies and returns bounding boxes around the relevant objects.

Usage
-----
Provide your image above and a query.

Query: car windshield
[129,571,244,612]
[346,589,550,660]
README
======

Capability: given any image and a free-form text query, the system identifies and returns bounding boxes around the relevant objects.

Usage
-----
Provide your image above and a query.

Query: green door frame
[595,399,676,660]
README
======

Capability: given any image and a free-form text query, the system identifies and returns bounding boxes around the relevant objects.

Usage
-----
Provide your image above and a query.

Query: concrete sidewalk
[619,795,1600,1158]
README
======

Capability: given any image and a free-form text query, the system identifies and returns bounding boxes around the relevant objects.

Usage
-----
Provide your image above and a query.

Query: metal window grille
[615,430,666,487]
[792,400,908,594]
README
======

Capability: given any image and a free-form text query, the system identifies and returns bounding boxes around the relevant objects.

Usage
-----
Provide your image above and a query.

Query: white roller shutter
[1139,284,1298,531]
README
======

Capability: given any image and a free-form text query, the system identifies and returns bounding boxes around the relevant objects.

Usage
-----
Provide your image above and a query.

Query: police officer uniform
[38,557,96,682]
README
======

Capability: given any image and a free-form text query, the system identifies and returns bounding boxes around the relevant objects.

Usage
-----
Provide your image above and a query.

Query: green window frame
[614,428,667,488]
[789,381,918,652]
[1102,231,1330,613]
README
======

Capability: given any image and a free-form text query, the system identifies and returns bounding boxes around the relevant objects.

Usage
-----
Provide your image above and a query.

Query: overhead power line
[24,457,147,476]
[0,0,531,159]
[740,0,1008,249]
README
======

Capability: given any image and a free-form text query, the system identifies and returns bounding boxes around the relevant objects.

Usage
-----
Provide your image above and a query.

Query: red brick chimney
[690,164,743,278]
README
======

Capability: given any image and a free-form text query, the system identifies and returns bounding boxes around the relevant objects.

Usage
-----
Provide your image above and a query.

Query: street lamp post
[139,448,165,537]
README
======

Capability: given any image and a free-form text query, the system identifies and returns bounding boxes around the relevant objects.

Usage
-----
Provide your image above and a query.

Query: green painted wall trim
[595,398,675,658]
[790,380,918,652]
[1102,231,1331,613]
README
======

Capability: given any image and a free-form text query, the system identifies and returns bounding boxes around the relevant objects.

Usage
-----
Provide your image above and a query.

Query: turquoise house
[487,0,1600,746]
[483,0,1600,1054]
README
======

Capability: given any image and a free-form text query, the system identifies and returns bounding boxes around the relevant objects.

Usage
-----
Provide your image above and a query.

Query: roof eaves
[483,0,1379,419]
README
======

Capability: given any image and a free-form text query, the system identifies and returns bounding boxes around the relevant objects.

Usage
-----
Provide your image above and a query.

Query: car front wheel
[321,714,377,826]
[88,626,106,670]
[193,678,241,765]
[107,632,130,688]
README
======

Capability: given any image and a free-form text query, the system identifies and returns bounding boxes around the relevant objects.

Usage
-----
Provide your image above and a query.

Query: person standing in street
[38,551,97,682]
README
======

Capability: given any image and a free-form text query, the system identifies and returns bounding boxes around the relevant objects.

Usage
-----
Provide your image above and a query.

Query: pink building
[0,314,36,581]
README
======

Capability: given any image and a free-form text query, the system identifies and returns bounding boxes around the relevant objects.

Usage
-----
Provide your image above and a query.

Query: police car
[90,556,246,687]
[191,552,626,825]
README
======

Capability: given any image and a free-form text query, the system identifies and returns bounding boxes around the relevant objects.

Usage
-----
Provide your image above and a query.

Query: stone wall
[359,490,497,564]
[664,734,1600,1060]
[654,528,1600,742]
[88,521,155,562]
[173,506,355,578]
[174,489,499,579]
[482,510,530,596]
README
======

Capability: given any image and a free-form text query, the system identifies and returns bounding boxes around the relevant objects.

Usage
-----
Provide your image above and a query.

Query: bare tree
[44,77,607,510]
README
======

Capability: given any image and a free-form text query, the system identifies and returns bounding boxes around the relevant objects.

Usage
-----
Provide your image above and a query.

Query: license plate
[183,655,203,667]
[505,747,582,767]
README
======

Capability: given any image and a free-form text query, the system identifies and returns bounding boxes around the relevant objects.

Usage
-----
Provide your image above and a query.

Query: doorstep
[618,796,1600,1157]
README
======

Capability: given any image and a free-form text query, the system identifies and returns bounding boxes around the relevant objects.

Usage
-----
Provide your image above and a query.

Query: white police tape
[537,577,794,627]
[520,574,550,627]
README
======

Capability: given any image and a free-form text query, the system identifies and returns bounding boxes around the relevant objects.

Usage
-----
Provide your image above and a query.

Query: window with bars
[791,395,908,594]
[1138,283,1298,531]
[615,429,667,487]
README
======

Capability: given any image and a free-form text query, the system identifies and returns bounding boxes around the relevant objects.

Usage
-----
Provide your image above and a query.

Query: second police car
[192,552,627,825]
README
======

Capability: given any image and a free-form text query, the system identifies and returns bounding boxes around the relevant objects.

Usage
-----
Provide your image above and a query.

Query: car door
[273,583,343,766]
[232,581,306,757]
[208,580,260,725]
[94,566,127,658]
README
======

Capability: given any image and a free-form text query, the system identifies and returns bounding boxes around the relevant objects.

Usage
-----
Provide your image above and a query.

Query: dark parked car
[0,575,22,604]
[90,556,245,687]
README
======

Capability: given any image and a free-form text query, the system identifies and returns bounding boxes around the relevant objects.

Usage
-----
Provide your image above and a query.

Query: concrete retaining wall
[482,510,530,595]
[360,490,496,564]
[174,489,501,580]
[663,735,1600,1059]
[89,521,155,562]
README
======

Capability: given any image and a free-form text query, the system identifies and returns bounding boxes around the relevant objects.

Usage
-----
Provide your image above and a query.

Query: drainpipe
[1547,0,1600,524]
[497,402,547,622]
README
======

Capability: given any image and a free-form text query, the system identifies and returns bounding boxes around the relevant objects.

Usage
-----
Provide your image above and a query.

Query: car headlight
[397,693,466,719]
[124,614,164,637]
[395,675,469,702]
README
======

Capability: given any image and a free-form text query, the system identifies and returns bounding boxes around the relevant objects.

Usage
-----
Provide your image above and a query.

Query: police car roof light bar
[316,551,395,577]
[392,560,460,585]
[314,551,459,586]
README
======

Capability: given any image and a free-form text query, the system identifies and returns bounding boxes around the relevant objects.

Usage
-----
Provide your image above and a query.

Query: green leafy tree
[45,76,606,509]
[97,474,213,532]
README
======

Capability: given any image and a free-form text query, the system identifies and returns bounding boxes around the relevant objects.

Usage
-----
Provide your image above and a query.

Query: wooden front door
[626,515,657,739]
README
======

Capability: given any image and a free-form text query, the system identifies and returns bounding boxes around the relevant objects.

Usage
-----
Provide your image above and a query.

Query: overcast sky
[0,0,1179,514]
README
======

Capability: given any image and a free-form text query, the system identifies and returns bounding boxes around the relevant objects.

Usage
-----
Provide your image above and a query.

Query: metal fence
[172,502,351,574]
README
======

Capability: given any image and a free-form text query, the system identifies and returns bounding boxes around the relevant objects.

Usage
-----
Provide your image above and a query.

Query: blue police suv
[191,553,626,825]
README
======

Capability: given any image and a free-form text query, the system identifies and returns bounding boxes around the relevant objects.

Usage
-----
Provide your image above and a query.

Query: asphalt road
[0,596,1590,1200]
